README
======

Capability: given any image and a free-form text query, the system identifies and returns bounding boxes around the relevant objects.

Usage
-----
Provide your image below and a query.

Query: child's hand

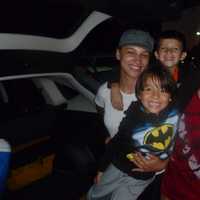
[111,83,123,110]
[94,171,103,184]
[130,152,169,172]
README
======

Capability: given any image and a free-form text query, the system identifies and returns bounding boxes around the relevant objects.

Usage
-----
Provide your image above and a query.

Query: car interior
[0,69,112,199]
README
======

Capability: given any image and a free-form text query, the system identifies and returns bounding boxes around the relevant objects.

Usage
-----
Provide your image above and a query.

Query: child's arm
[111,82,123,110]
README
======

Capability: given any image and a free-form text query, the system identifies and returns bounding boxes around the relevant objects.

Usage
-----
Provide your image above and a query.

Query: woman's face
[116,45,150,80]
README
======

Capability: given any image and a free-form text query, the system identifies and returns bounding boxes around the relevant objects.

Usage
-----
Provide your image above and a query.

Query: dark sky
[0,0,198,37]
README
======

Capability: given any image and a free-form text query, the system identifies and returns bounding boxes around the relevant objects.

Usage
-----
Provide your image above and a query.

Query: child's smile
[139,77,171,115]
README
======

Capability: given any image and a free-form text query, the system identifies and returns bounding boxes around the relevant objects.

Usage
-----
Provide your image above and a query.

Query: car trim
[0,72,95,103]
[0,11,111,52]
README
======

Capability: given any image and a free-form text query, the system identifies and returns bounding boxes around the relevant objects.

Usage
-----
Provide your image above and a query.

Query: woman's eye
[141,53,149,58]
[127,50,134,54]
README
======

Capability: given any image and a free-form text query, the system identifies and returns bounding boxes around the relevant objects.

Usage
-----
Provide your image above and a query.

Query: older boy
[154,30,187,83]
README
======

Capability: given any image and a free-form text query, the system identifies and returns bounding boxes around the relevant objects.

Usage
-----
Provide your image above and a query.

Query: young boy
[154,30,187,83]
[87,66,178,200]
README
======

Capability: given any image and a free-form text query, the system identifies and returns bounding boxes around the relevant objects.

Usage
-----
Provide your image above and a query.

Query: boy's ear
[180,52,187,61]
[116,49,120,60]
[154,51,159,59]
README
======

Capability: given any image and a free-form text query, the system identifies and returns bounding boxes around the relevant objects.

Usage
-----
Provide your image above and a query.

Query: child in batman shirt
[87,65,198,200]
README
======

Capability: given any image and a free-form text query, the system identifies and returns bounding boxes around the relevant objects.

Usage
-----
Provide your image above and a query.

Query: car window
[0,79,47,121]
[52,79,97,113]
[0,74,97,123]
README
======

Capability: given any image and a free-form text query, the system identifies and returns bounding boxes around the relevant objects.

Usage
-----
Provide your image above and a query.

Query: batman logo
[143,124,173,151]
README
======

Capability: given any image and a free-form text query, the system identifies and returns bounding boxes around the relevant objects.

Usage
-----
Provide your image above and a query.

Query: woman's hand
[130,152,169,172]
[94,171,103,184]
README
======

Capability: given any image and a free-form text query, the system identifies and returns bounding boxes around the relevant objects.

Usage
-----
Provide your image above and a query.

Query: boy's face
[155,38,187,70]
[116,45,150,79]
[139,77,171,115]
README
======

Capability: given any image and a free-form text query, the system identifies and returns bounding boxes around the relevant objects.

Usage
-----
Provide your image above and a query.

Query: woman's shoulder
[99,81,109,89]
[95,82,111,106]
[96,82,111,95]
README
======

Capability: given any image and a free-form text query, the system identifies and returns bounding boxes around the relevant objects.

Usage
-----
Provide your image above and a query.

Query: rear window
[0,79,46,121]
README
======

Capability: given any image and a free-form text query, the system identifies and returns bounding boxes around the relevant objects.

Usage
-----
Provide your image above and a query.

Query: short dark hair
[135,64,177,101]
[155,30,186,51]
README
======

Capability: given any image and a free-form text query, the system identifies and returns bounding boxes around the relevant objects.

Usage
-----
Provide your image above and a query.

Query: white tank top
[95,82,136,137]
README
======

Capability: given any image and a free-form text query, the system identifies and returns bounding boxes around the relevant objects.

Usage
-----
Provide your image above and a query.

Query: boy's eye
[160,88,167,93]
[143,87,152,91]
[160,47,181,53]
[171,48,180,53]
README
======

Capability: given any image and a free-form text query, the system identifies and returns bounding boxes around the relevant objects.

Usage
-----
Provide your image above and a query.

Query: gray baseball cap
[118,29,154,52]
